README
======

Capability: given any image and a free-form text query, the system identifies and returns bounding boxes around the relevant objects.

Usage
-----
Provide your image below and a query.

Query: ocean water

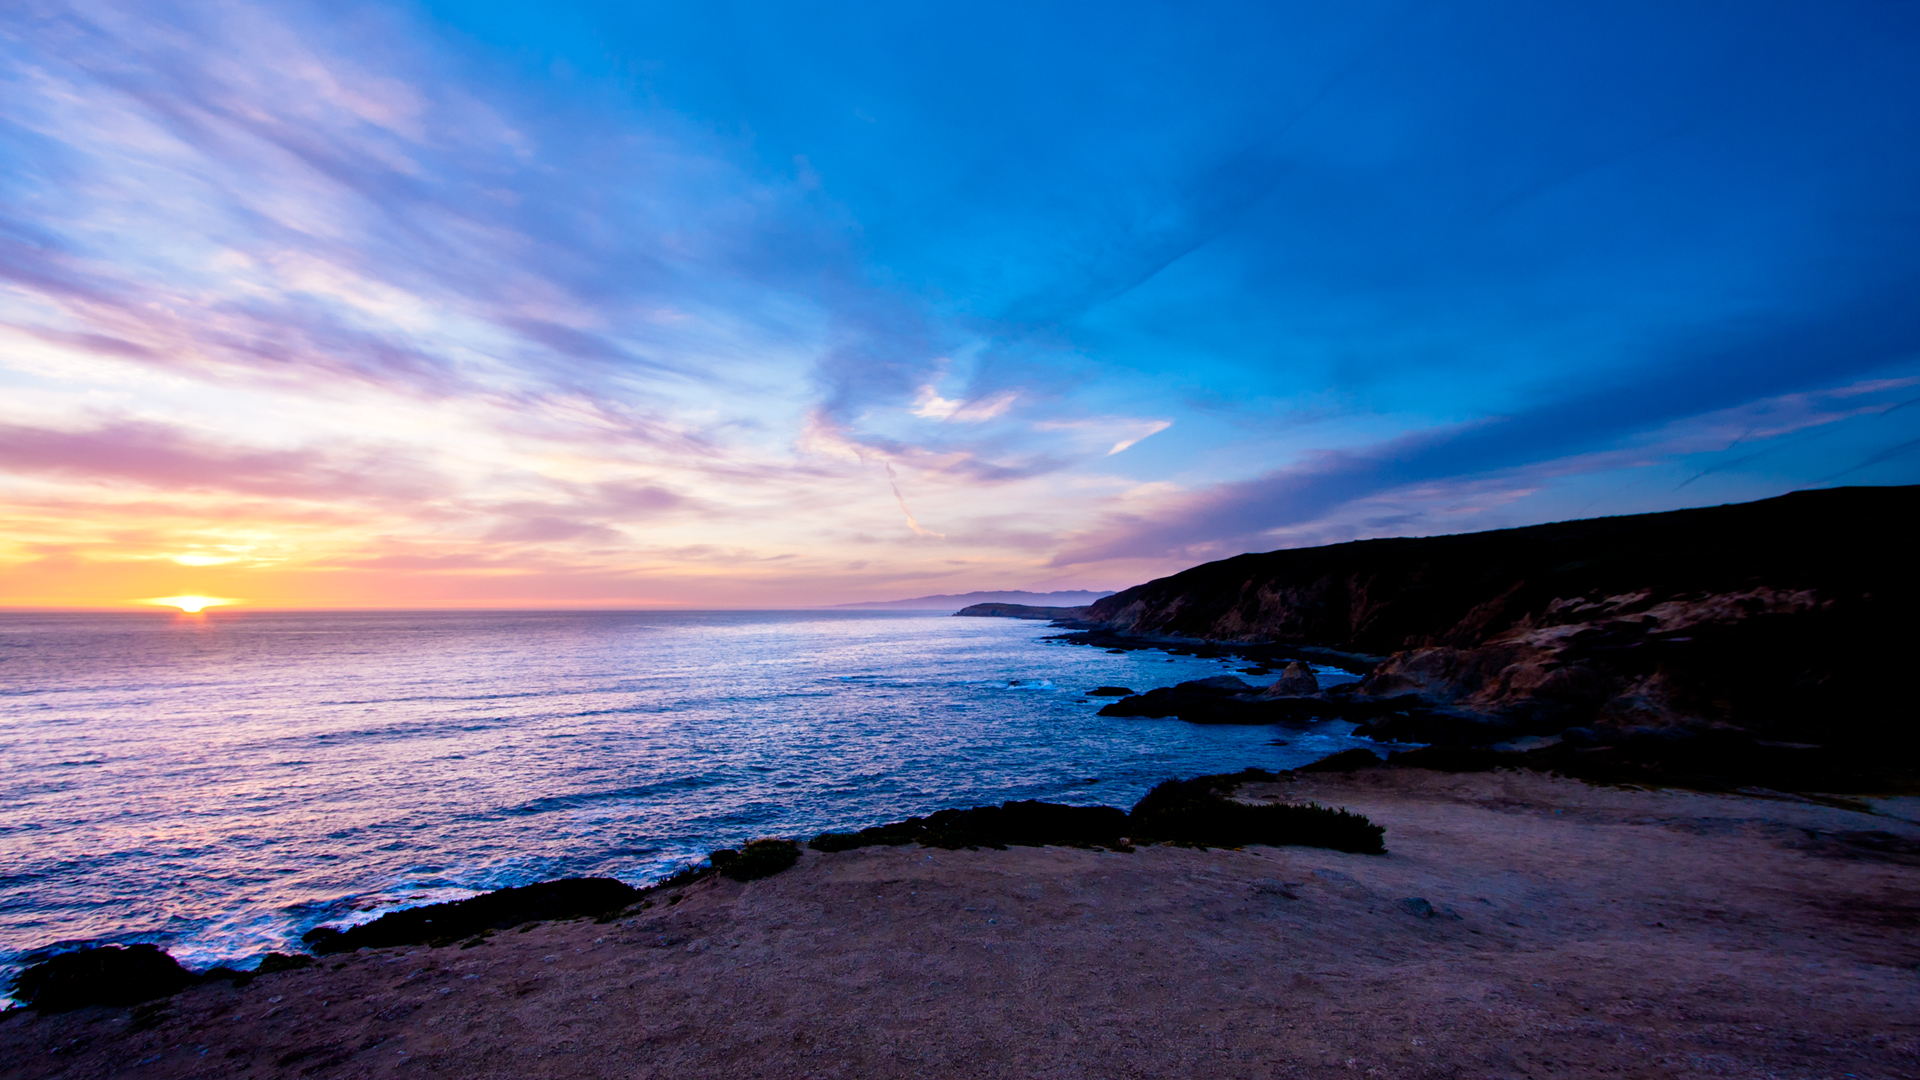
[0,609,1369,989]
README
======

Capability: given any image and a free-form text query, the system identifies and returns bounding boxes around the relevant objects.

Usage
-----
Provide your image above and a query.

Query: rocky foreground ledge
[3,766,1917,1080]
[3,770,1385,1012]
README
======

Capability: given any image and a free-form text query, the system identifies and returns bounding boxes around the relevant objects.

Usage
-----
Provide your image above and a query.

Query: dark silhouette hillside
[1081,486,1919,748]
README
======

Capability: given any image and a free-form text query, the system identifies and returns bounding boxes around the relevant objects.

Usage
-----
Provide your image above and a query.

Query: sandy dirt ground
[5,769,1918,1079]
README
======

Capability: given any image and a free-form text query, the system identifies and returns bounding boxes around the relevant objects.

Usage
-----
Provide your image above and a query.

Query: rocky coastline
[983,487,1920,794]
[3,769,1386,1016]
[5,763,1915,1079]
[6,486,1916,1076]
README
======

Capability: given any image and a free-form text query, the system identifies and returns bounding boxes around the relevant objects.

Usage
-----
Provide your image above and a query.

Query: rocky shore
[989,487,1920,793]
[5,763,1916,1079]
[8,487,1916,1076]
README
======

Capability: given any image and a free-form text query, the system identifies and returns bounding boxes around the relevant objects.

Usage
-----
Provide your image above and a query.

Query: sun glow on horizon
[145,596,237,614]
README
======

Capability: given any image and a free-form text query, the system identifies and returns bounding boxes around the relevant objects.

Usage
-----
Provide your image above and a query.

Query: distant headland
[963,484,1920,792]
[830,589,1114,613]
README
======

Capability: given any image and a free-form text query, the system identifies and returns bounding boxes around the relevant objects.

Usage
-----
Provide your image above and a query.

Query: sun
[145,596,236,614]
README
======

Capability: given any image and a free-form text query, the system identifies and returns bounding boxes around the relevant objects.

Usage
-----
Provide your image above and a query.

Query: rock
[9,944,196,1012]
[1388,746,1515,772]
[1396,897,1459,919]
[1263,661,1320,697]
[1293,748,1383,773]
[302,876,642,954]
[1087,686,1134,696]
[1348,708,1518,747]
[1096,676,1340,724]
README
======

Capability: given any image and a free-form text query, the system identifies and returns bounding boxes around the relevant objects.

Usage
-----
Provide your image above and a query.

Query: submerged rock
[9,944,196,1012]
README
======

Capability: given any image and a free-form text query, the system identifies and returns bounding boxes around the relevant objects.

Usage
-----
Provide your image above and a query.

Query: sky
[2,0,1918,609]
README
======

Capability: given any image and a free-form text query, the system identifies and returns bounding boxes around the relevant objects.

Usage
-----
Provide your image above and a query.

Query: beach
[7,767,1916,1079]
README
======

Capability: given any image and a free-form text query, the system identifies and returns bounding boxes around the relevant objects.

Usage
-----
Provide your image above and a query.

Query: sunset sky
[4,0,1919,608]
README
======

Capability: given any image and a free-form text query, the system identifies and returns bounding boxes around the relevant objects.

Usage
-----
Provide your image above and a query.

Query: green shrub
[711,838,801,881]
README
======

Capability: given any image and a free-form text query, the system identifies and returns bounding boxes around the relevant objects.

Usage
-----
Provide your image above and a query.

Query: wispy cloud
[2,0,1916,606]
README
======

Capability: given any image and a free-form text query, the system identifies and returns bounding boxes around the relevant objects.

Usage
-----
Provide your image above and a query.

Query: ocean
[0,609,1368,991]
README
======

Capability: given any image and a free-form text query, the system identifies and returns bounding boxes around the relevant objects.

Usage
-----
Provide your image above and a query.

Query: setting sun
[145,596,236,614]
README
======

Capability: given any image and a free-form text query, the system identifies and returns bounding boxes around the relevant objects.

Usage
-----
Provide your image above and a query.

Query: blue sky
[1,0,1917,606]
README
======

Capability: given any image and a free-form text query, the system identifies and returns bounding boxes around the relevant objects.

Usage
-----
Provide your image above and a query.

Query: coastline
[6,765,1918,1078]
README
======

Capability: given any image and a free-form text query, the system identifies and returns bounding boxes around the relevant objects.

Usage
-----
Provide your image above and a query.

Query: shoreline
[5,765,1916,1078]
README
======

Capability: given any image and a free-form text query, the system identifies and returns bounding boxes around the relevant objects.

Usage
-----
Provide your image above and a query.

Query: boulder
[1262,661,1320,697]
[1098,676,1350,725]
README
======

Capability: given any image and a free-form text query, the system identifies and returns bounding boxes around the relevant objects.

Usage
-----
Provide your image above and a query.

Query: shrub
[1128,774,1385,854]
[301,877,640,954]
[811,801,1130,852]
[711,838,801,881]
[9,944,196,1012]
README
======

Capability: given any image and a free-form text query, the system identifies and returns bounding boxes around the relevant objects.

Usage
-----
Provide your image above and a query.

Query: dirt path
[6,769,1917,1079]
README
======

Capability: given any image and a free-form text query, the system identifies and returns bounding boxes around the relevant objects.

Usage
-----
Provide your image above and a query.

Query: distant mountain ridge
[832,590,1114,612]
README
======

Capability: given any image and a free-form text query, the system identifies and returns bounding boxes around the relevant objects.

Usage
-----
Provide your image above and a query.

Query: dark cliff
[1082,486,1920,745]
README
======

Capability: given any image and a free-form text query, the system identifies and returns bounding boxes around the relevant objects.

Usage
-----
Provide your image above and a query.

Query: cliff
[1080,486,1920,747]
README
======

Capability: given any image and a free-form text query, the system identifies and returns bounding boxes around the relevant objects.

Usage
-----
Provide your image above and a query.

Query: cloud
[884,462,944,539]
[0,418,439,502]
[5,1,1920,607]
[911,385,1017,422]
[1053,286,1920,564]
[484,516,625,544]
[1107,420,1171,455]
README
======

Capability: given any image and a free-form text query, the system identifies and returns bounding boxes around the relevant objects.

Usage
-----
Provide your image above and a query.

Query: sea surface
[0,609,1370,991]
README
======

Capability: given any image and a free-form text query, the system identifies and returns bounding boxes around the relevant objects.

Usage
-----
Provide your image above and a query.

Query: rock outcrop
[1079,486,1920,750]
[1264,661,1320,697]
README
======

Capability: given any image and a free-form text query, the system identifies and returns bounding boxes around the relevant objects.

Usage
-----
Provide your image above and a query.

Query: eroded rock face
[1079,486,1920,745]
